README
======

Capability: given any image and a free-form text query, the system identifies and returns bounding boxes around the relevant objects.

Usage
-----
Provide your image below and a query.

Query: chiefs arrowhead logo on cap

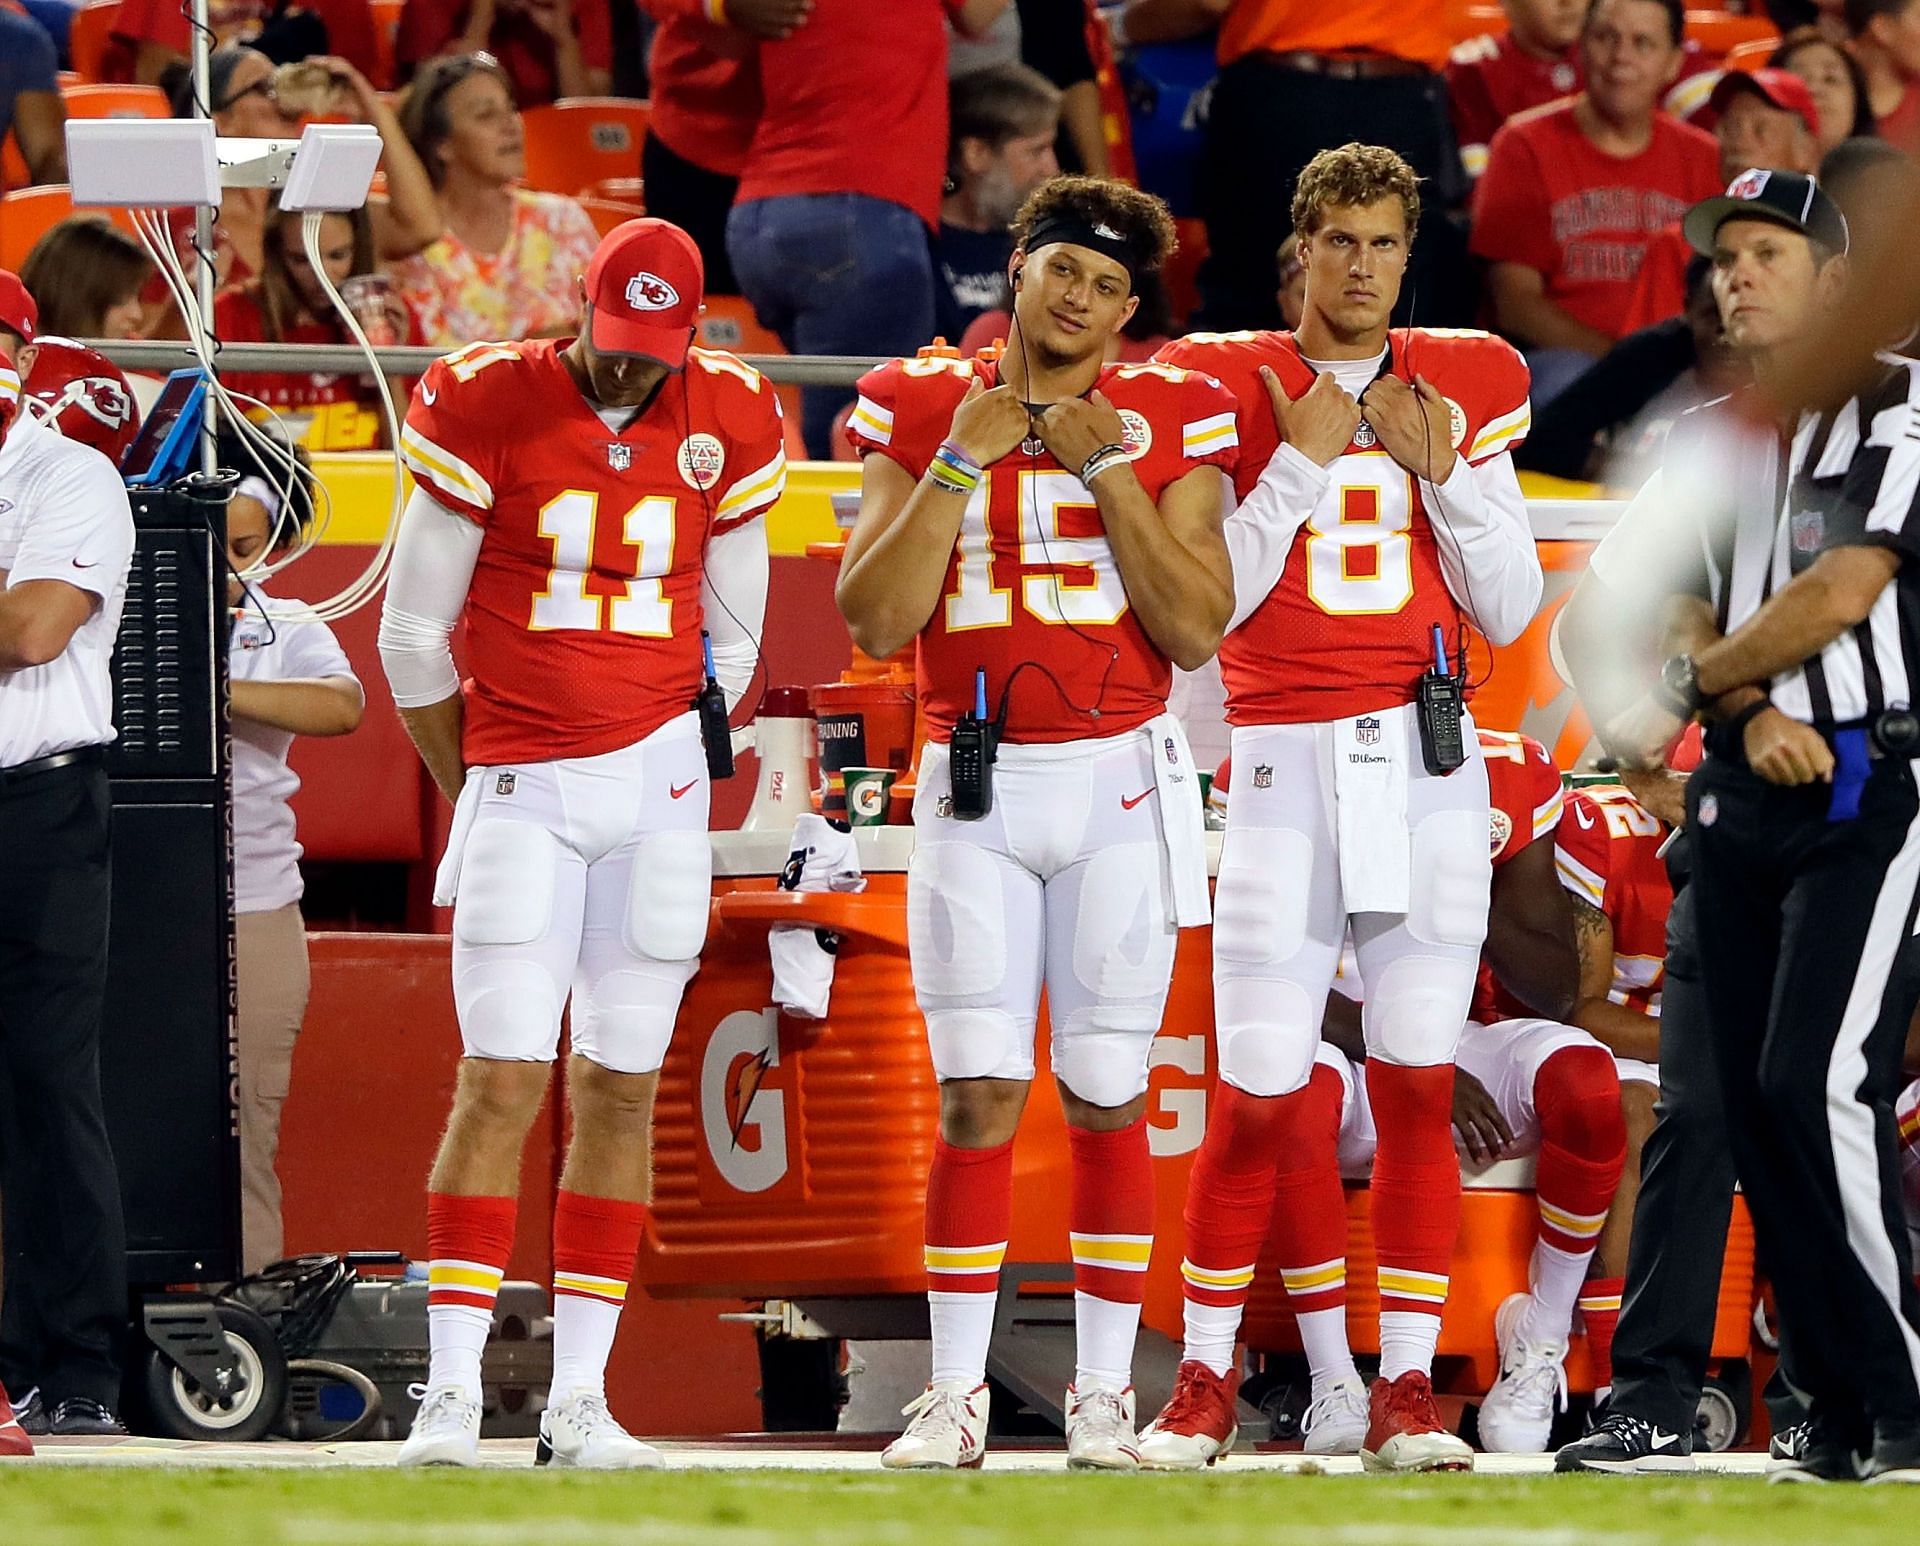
[625,272,681,312]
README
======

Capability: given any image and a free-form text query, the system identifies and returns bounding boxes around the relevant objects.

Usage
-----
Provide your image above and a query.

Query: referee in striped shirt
[1606,168,1920,1484]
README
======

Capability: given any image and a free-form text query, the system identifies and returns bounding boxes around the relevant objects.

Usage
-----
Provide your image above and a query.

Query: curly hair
[1291,143,1422,241]
[1010,174,1179,283]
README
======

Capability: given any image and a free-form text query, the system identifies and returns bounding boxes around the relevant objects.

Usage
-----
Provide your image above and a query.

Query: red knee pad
[1534,1045,1627,1162]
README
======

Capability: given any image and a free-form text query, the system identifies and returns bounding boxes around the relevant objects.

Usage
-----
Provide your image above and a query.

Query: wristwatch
[1655,653,1704,717]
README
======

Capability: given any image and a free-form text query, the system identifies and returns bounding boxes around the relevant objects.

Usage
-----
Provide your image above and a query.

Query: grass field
[1,1469,1914,1546]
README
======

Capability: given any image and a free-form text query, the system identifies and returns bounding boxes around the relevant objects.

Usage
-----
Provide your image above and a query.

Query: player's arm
[1485,263,1614,358]
[1483,833,1579,1022]
[1566,893,1661,1064]
[1112,0,1230,44]
[702,514,769,713]
[1362,370,1542,646]
[377,488,483,804]
[837,378,1028,659]
[1037,391,1232,667]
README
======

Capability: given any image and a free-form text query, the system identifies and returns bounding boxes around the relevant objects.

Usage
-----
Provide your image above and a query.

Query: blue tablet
[122,368,211,487]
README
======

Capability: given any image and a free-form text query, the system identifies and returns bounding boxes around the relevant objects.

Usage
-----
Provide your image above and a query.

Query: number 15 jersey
[400,338,785,767]
[847,354,1239,744]
[1155,328,1531,725]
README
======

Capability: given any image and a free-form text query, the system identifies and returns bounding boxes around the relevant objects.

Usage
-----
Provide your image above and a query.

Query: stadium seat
[66,0,121,83]
[577,192,646,239]
[588,174,645,206]
[0,186,139,270]
[0,135,26,196]
[1688,10,1777,59]
[367,0,403,89]
[60,81,170,119]
[1721,37,1777,72]
[520,97,650,198]
[697,295,806,460]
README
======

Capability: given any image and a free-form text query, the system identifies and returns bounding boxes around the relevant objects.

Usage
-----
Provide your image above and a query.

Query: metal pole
[190,0,217,476]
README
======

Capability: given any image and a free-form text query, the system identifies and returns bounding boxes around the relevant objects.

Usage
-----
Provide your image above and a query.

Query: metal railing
[87,338,880,388]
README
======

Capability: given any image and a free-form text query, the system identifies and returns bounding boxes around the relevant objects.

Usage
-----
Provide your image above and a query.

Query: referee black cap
[1684,168,1850,257]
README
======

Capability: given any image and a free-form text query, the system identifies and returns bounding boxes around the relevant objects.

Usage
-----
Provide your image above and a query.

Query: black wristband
[1722,697,1771,745]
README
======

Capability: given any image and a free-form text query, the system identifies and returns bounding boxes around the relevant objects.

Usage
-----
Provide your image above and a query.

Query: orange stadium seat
[697,295,807,459]
[60,81,170,120]
[0,136,27,196]
[0,186,138,270]
[1687,10,1777,59]
[577,192,646,238]
[520,97,650,198]
[367,0,404,88]
[1721,36,1778,73]
[66,0,122,82]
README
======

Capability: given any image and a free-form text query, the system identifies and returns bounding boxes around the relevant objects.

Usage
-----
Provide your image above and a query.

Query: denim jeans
[727,192,936,458]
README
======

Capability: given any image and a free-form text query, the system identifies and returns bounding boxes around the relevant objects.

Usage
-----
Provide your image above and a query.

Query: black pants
[0,761,125,1408]
[1608,880,1742,1434]
[642,130,740,296]
[1194,56,1472,331]
[1689,752,1920,1425]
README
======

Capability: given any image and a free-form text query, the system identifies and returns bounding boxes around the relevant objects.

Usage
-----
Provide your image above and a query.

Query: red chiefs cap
[583,218,704,367]
[1709,66,1820,140]
[0,268,37,344]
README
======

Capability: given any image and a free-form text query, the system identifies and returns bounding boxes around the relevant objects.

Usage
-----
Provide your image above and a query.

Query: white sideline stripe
[11,1439,1778,1474]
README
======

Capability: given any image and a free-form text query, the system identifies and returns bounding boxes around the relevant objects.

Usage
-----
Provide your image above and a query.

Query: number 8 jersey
[1154,328,1531,724]
[847,354,1239,744]
[399,338,785,766]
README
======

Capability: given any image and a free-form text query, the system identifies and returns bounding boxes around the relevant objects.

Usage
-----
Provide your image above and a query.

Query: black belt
[0,746,105,786]
[1257,49,1432,79]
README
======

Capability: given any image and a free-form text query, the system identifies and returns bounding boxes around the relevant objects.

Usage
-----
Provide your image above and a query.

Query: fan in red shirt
[1447,0,1586,181]
[1473,0,1720,402]
[839,175,1235,1472]
[1142,142,1543,1475]
[397,0,612,104]
[376,219,784,1471]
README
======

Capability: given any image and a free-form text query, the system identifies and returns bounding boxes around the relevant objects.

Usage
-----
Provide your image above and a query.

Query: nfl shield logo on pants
[1356,716,1381,746]
[495,772,517,796]
[608,442,633,471]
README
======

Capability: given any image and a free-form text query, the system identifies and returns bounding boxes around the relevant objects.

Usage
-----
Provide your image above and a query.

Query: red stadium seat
[66,0,122,82]
[367,0,403,88]
[520,98,650,199]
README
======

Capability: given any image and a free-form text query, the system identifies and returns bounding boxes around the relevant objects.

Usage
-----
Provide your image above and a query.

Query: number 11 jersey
[847,354,1239,744]
[399,338,785,766]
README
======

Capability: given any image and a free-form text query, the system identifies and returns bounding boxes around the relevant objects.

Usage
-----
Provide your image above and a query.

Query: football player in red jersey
[376,219,784,1469]
[838,175,1238,1471]
[1142,143,1543,1473]
[1552,778,1676,1415]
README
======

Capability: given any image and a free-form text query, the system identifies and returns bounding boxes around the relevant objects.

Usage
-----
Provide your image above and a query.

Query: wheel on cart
[142,1301,289,1442]
[1695,1361,1753,1453]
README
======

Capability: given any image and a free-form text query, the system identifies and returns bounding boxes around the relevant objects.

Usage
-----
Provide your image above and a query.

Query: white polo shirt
[0,412,134,767]
[230,595,359,914]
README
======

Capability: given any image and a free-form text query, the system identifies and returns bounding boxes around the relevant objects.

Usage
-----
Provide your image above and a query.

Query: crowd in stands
[4,0,1920,474]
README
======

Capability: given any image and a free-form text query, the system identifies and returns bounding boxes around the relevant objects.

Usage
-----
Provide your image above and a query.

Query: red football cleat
[0,1383,34,1458]
[1362,1371,1472,1473]
[1137,1361,1240,1470]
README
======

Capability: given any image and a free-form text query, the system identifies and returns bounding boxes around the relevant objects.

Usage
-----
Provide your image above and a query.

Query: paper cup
[844,766,897,827]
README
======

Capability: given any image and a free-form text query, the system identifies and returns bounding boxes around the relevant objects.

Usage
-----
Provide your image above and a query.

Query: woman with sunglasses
[391,52,599,345]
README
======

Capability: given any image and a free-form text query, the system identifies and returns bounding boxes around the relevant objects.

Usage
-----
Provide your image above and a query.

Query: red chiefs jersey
[1555,784,1673,1016]
[399,338,786,767]
[1470,727,1565,1024]
[1153,328,1531,724]
[846,354,1239,744]
[1446,30,1582,180]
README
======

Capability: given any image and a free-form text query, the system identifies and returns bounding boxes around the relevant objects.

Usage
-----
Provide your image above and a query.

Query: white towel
[1333,709,1411,915]
[1147,713,1211,928]
[769,812,866,1020]
[430,767,484,907]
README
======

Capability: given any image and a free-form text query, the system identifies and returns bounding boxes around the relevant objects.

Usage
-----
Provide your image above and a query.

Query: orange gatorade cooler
[807,681,915,820]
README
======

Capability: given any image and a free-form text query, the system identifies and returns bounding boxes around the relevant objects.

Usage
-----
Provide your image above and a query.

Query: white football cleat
[1477,1292,1569,1453]
[1065,1385,1141,1471]
[1302,1376,1371,1455]
[396,1383,483,1468]
[882,1381,990,1470]
[1137,1361,1240,1471]
[536,1391,662,1470]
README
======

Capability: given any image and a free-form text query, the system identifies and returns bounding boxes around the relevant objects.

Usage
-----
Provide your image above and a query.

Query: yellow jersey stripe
[925,1244,1008,1272]
[1281,1263,1347,1291]
[428,1263,503,1291]
[716,451,788,518]
[399,426,493,510]
[1181,1259,1256,1289]
[1070,1235,1153,1268]
[1539,1200,1607,1236]
[848,396,893,445]
[554,1273,628,1301]
[1469,402,1532,460]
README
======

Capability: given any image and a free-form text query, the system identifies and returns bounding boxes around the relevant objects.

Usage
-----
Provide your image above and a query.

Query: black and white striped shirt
[1599,357,1920,730]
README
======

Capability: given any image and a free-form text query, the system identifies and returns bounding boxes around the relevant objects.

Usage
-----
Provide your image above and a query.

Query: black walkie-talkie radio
[695,630,735,781]
[949,668,998,820]
[1416,623,1466,776]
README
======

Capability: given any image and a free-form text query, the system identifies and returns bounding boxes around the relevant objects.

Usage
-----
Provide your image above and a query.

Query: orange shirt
[1218,0,1452,69]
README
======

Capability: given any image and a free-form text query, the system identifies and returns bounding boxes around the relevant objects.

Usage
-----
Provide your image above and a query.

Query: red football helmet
[23,337,140,466]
